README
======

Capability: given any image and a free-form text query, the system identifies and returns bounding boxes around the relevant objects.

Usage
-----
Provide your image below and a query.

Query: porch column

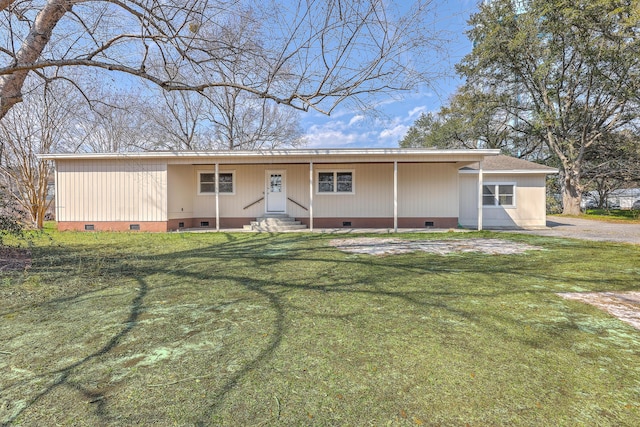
[477,160,483,231]
[394,161,398,233]
[53,161,61,222]
[309,161,314,231]
[215,162,220,232]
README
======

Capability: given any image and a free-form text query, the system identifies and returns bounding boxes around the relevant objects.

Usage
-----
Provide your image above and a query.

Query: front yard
[1,228,639,425]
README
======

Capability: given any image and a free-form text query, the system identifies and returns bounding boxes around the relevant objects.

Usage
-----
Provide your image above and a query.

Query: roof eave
[39,148,502,161]
[459,169,559,175]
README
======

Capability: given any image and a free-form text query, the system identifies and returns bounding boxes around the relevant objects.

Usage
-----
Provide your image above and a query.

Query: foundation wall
[57,221,168,232]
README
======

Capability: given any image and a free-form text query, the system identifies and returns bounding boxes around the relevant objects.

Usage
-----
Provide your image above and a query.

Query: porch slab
[174,227,473,234]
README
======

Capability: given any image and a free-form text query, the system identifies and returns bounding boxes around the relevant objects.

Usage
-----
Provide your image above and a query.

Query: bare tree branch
[0,0,17,11]
[0,0,78,117]
[0,0,441,120]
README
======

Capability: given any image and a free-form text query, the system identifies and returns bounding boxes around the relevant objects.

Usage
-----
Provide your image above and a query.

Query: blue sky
[301,0,480,149]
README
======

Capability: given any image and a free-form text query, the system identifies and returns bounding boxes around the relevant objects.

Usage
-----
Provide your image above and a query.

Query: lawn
[584,209,640,222]
[1,228,640,426]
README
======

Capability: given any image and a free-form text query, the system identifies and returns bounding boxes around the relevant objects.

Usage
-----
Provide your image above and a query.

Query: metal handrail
[287,197,308,211]
[243,197,264,210]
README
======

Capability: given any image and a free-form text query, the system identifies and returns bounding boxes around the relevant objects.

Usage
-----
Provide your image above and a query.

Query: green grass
[584,209,640,222]
[1,226,640,426]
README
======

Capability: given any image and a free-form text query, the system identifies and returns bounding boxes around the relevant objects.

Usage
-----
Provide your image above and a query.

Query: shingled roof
[460,155,558,173]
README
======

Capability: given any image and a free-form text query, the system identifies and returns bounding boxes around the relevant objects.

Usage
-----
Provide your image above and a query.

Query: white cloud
[408,105,427,119]
[348,115,365,126]
[304,121,377,148]
[379,124,409,142]
[300,98,437,149]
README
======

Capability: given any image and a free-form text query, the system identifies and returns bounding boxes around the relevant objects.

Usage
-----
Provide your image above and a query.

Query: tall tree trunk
[0,0,75,119]
[561,164,582,215]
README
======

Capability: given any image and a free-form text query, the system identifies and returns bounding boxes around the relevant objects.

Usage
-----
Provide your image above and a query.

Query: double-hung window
[198,171,235,195]
[317,171,354,194]
[483,183,515,207]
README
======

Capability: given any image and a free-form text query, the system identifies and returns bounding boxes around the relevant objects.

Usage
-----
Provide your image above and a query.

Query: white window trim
[482,182,516,208]
[197,169,236,195]
[316,169,355,195]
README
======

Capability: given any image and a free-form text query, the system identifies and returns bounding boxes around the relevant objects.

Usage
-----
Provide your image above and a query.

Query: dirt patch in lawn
[329,237,542,256]
[558,292,640,331]
[329,238,640,331]
[0,247,31,271]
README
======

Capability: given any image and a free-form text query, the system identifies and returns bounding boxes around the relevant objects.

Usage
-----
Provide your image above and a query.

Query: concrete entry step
[243,214,308,232]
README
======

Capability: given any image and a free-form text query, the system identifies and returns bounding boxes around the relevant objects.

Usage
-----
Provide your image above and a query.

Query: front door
[266,170,286,213]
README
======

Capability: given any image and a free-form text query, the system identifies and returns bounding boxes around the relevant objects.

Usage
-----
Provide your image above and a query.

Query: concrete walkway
[508,215,640,245]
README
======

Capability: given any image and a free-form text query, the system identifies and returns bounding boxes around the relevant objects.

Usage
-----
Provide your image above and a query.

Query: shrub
[0,193,24,246]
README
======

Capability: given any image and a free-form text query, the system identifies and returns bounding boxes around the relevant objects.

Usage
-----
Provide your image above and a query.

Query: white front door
[266,170,286,213]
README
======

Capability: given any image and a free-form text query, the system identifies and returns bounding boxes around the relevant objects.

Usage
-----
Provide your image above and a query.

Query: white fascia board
[39,148,502,161]
[459,169,558,175]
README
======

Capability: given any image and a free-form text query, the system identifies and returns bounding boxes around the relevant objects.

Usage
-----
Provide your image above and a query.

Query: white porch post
[477,160,483,231]
[394,161,398,233]
[215,162,220,232]
[309,161,314,231]
[53,161,61,222]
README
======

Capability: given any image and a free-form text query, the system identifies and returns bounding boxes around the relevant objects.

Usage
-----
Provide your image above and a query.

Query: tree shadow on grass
[2,277,148,425]
[4,232,639,425]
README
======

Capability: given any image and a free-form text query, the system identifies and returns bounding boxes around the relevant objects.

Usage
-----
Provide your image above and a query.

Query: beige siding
[173,164,312,219]
[56,159,167,222]
[398,163,459,217]
[167,163,461,220]
[167,165,195,219]
[459,174,480,226]
[313,163,393,217]
[459,173,547,228]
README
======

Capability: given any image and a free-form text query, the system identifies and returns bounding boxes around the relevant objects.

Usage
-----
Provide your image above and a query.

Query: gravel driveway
[512,215,640,245]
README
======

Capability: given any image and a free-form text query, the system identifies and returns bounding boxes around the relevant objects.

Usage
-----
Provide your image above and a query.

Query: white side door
[266,170,286,213]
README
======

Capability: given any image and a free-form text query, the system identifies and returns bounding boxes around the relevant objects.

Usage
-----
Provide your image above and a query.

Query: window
[198,171,235,194]
[218,173,233,193]
[483,183,515,207]
[200,173,216,193]
[317,171,354,194]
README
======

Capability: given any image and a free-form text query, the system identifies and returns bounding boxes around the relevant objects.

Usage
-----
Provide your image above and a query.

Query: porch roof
[41,148,501,166]
[459,155,558,175]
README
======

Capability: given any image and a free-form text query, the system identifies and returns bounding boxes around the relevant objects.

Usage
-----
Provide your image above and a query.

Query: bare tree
[0,0,441,120]
[142,87,304,151]
[208,90,305,150]
[140,10,305,151]
[201,11,304,150]
[64,90,154,153]
[143,90,213,151]
[0,81,75,228]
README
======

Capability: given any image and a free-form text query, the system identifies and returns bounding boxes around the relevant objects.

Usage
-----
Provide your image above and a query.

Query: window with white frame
[198,171,235,194]
[483,183,515,207]
[317,171,354,194]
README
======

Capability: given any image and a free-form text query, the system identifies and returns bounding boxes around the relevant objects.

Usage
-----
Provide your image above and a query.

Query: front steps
[243,214,308,232]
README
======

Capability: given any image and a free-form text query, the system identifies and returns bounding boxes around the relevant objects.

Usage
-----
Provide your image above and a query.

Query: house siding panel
[314,163,393,218]
[459,173,547,228]
[187,164,312,219]
[167,163,460,223]
[398,163,459,217]
[56,159,167,222]
[168,165,195,220]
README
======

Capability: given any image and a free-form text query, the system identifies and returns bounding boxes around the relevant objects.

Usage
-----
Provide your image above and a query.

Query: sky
[300,0,480,149]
